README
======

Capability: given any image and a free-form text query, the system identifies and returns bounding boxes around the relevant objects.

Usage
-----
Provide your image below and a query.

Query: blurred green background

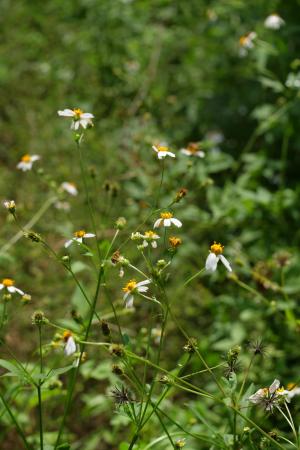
[1,0,300,449]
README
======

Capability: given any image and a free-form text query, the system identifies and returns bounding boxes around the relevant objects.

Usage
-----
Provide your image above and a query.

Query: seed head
[32,311,48,326]
[24,230,42,243]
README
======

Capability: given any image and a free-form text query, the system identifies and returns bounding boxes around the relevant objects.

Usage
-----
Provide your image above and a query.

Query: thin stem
[155,160,165,209]
[183,267,205,286]
[37,325,44,450]
[0,391,31,450]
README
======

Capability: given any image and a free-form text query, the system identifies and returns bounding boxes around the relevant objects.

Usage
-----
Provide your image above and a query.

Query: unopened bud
[32,311,48,326]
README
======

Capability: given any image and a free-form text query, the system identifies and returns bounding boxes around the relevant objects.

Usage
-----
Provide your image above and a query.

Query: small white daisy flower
[17,154,40,171]
[0,278,24,296]
[61,182,78,196]
[239,32,257,56]
[63,331,77,356]
[3,200,16,213]
[142,230,160,248]
[152,145,175,160]
[205,242,232,273]
[58,108,94,130]
[153,212,182,228]
[264,14,285,30]
[249,379,289,411]
[181,142,205,158]
[64,229,96,248]
[122,279,151,308]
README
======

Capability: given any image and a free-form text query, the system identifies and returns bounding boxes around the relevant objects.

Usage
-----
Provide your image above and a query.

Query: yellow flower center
[144,231,156,238]
[63,330,73,342]
[169,236,182,248]
[160,212,173,219]
[187,142,200,153]
[74,230,86,238]
[122,280,137,293]
[2,278,14,287]
[73,108,83,119]
[276,387,285,394]
[210,241,224,255]
[21,154,31,163]
[157,145,168,153]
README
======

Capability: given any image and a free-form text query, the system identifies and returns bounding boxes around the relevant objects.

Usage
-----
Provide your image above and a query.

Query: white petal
[219,255,232,272]
[58,109,75,117]
[0,285,4,290]
[84,233,95,238]
[196,151,205,158]
[180,149,191,155]
[152,145,159,153]
[269,379,280,394]
[137,280,151,286]
[79,119,89,129]
[152,241,157,248]
[153,219,162,228]
[164,219,171,227]
[64,337,76,356]
[171,218,182,228]
[166,152,176,158]
[64,239,74,248]
[81,113,94,119]
[142,240,148,247]
[13,287,25,295]
[125,294,134,308]
[7,286,16,293]
[205,253,218,272]
[157,152,166,159]
[138,286,149,293]
[31,155,40,161]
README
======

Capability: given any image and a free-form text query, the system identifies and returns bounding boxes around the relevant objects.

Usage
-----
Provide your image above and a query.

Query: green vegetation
[0,1,300,449]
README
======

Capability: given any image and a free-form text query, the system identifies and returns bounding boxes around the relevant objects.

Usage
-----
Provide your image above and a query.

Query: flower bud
[32,311,48,326]
[174,188,188,203]
[3,200,16,214]
[24,230,42,243]
[115,217,127,230]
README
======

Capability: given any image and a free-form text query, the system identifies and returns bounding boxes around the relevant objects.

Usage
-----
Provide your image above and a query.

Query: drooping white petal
[64,239,74,248]
[74,121,80,130]
[138,286,149,293]
[64,336,77,356]
[219,254,232,272]
[153,219,162,228]
[124,294,134,308]
[171,218,182,228]
[249,389,265,404]
[10,287,25,295]
[142,240,148,247]
[164,219,171,227]
[205,252,218,272]
[157,152,166,159]
[58,109,75,117]
[0,284,4,290]
[166,152,176,158]
[151,241,157,248]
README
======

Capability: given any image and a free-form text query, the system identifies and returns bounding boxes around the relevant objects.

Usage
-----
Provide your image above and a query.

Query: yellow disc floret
[122,280,137,293]
[187,142,200,153]
[144,231,156,238]
[74,230,86,238]
[157,145,169,153]
[169,236,182,248]
[63,330,73,342]
[73,108,83,119]
[210,241,224,255]
[2,278,14,287]
[21,154,31,163]
[160,212,173,219]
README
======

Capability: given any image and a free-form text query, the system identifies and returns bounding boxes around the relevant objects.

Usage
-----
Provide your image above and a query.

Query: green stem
[37,386,44,450]
[183,267,205,286]
[0,391,31,450]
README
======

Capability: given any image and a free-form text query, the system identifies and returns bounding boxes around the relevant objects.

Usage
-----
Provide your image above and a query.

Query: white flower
[153,212,182,228]
[181,142,205,158]
[205,242,232,273]
[264,14,285,29]
[249,379,289,411]
[141,230,160,248]
[122,279,151,308]
[0,278,24,296]
[58,108,94,130]
[152,145,175,160]
[55,201,71,211]
[17,154,40,171]
[3,200,16,213]
[130,232,144,241]
[61,182,78,196]
[65,229,95,248]
[239,32,257,56]
[63,332,77,356]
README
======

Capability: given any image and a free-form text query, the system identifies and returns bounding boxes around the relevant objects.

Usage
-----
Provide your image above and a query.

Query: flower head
[142,230,160,248]
[17,154,40,171]
[64,230,96,248]
[3,200,16,214]
[152,145,175,160]
[0,278,25,296]
[205,241,232,273]
[154,212,182,229]
[122,279,151,308]
[249,379,289,411]
[61,182,78,196]
[264,14,285,29]
[58,108,94,130]
[181,142,205,158]
[63,331,77,356]
[239,32,257,57]
[169,236,182,248]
